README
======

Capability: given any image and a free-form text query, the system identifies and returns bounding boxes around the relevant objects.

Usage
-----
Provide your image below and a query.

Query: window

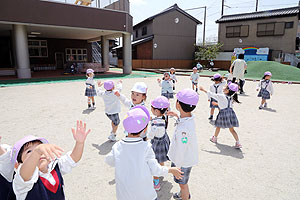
[226,25,248,38]
[65,48,87,62]
[257,22,285,36]
[136,30,139,38]
[142,26,147,36]
[285,21,294,29]
[28,40,48,57]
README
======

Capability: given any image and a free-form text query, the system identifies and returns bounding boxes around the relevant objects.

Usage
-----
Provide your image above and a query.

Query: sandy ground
[0,75,300,200]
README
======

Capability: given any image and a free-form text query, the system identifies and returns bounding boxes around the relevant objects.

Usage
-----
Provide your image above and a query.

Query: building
[0,0,133,79]
[216,6,300,61]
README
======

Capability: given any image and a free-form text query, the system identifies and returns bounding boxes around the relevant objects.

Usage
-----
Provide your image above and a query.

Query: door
[55,52,64,69]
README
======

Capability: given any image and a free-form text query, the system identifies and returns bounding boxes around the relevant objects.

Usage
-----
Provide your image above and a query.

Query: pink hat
[151,96,170,109]
[264,71,272,76]
[228,83,239,92]
[193,67,197,70]
[86,69,94,74]
[176,89,199,106]
[11,135,48,163]
[213,73,221,79]
[123,106,150,133]
[104,80,114,90]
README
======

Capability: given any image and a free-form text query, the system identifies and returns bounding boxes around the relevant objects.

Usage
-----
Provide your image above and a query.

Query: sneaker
[154,182,161,191]
[173,192,191,200]
[259,105,263,109]
[108,134,116,142]
[235,142,242,149]
[264,103,267,108]
[210,136,217,143]
[208,116,213,120]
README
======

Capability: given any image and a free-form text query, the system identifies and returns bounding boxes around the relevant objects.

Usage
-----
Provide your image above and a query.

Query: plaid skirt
[258,88,270,99]
[215,108,239,128]
[106,113,120,126]
[85,86,97,97]
[151,133,170,163]
[210,98,219,108]
[162,92,174,99]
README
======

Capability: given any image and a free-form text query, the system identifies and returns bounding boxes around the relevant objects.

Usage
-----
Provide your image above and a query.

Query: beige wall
[218,15,298,53]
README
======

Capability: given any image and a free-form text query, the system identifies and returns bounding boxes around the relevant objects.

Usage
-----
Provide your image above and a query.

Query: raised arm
[115,92,132,108]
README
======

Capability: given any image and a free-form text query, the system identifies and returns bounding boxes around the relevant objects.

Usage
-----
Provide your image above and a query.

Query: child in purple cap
[257,71,274,109]
[190,67,200,92]
[157,72,174,99]
[0,136,16,200]
[208,73,226,120]
[105,106,183,200]
[167,88,199,200]
[85,68,96,109]
[147,96,171,191]
[12,121,90,200]
[97,80,123,141]
[200,83,242,149]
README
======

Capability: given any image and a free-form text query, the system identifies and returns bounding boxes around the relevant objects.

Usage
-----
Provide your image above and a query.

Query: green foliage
[195,43,223,62]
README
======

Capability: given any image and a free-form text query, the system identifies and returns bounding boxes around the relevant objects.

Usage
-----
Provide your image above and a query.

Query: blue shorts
[192,82,198,86]
[171,163,192,185]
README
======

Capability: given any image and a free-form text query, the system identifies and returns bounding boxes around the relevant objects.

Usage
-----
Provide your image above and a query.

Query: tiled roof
[216,6,300,23]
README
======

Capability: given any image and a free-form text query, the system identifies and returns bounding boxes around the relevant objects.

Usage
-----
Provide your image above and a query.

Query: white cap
[131,82,148,94]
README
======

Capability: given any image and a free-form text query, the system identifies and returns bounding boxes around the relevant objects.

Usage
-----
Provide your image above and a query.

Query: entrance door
[55,52,64,69]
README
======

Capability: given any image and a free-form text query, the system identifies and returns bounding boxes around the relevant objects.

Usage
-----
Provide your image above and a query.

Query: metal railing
[92,42,102,63]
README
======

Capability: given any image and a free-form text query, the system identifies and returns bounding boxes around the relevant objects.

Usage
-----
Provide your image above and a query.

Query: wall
[218,15,298,54]
[133,21,153,41]
[136,40,153,59]
[118,59,194,69]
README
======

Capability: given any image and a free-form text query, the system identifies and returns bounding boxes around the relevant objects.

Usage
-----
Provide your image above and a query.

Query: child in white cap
[257,71,274,109]
[200,83,242,148]
[157,72,174,99]
[105,106,183,200]
[167,89,199,200]
[169,68,177,91]
[97,80,123,141]
[12,121,90,200]
[148,96,171,191]
[85,68,96,109]
[115,82,147,109]
[190,67,199,92]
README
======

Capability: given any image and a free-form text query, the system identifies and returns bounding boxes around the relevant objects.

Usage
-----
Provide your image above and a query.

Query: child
[85,68,97,109]
[115,82,147,109]
[12,121,90,200]
[147,96,170,191]
[157,72,174,99]
[208,73,226,120]
[257,71,274,109]
[97,80,123,141]
[0,136,16,200]
[200,83,242,149]
[105,106,183,200]
[170,67,177,91]
[167,89,199,200]
[190,67,199,92]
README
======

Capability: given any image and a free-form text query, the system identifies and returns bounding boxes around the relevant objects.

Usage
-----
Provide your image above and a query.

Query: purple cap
[11,135,48,163]
[264,71,272,76]
[86,68,94,74]
[151,96,170,109]
[104,80,114,90]
[228,83,239,92]
[176,89,199,106]
[123,106,150,133]
[193,67,197,70]
[213,73,221,79]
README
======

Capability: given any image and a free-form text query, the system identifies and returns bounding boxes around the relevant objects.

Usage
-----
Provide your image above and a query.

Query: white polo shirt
[97,83,122,114]
[0,144,15,182]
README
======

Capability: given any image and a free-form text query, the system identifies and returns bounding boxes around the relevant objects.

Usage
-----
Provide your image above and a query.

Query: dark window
[257,22,285,36]
[142,26,147,36]
[28,40,48,57]
[136,30,138,38]
[226,25,248,38]
[285,21,294,29]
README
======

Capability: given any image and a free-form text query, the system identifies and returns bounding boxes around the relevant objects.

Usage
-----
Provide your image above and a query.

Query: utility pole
[221,0,224,16]
[256,0,258,11]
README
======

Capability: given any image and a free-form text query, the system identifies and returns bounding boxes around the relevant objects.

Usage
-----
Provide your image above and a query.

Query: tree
[195,43,223,68]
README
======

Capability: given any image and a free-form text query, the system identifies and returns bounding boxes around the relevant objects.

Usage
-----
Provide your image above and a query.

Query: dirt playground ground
[0,75,299,200]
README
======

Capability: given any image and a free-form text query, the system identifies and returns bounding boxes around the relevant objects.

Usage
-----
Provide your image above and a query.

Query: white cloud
[130,0,146,5]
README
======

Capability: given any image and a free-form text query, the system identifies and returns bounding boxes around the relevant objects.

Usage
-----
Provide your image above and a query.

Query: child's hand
[114,91,120,97]
[199,86,206,92]
[167,111,178,118]
[190,78,192,80]
[117,80,122,84]
[97,81,103,87]
[35,144,64,161]
[169,167,184,180]
[157,78,161,83]
[0,136,5,155]
[71,120,91,144]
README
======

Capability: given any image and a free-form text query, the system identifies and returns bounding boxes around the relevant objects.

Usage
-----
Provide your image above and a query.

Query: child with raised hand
[190,67,200,92]
[12,121,91,200]
[114,82,147,109]
[148,96,171,191]
[170,67,177,91]
[257,71,274,109]
[167,89,199,200]
[85,68,97,109]
[105,106,183,200]
[0,136,16,200]
[157,72,174,99]
[97,80,122,142]
[200,83,242,148]
[208,73,226,120]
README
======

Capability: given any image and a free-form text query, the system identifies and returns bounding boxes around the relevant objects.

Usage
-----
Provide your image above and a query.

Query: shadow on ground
[82,108,96,114]
[202,142,244,159]
[262,107,277,112]
[157,180,173,200]
[92,140,116,155]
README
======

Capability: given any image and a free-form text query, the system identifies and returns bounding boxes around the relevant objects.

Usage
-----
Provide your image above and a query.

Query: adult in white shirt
[230,54,247,94]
